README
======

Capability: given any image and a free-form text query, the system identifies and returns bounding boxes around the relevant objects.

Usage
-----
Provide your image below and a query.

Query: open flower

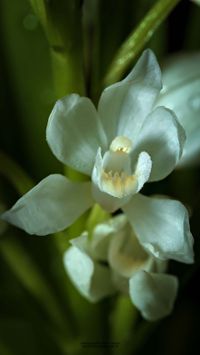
[64,214,192,321]
[157,52,200,167]
[1,49,186,241]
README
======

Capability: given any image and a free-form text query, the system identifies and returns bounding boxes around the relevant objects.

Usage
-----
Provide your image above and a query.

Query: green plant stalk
[110,296,138,355]
[51,49,84,98]
[86,204,110,237]
[104,0,182,86]
[30,0,86,180]
[29,0,85,97]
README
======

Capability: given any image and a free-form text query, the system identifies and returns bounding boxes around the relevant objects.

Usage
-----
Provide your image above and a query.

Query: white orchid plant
[1,49,195,321]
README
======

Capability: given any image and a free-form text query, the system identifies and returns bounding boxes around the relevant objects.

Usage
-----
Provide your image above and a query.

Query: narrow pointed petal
[133,106,185,181]
[129,271,178,321]
[98,49,162,142]
[123,194,194,263]
[64,242,115,302]
[2,175,93,236]
[46,94,107,175]
[157,53,200,167]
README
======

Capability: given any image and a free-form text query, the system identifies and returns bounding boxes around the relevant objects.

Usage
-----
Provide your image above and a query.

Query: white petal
[157,53,200,167]
[123,194,194,263]
[70,232,90,254]
[90,222,115,261]
[129,271,178,321]
[134,151,152,192]
[46,94,107,175]
[108,220,149,278]
[92,148,151,203]
[98,49,162,143]
[2,174,93,236]
[63,244,115,302]
[70,225,113,261]
[161,53,200,88]
[92,183,131,212]
[133,106,185,181]
[92,152,131,212]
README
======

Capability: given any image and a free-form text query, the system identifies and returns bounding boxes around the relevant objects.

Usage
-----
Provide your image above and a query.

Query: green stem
[86,204,110,237]
[29,0,85,97]
[110,296,138,355]
[29,0,87,195]
[104,0,182,86]
[0,151,34,195]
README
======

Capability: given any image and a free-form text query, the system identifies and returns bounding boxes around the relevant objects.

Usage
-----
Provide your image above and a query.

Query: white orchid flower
[2,49,186,241]
[64,214,189,321]
[157,52,200,167]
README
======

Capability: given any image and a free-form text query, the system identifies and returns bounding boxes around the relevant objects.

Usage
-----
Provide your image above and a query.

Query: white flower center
[92,136,138,199]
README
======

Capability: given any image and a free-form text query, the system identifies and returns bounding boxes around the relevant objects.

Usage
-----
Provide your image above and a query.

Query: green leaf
[104,0,182,86]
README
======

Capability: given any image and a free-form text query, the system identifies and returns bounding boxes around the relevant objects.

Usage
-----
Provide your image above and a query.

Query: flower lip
[100,169,137,199]
[92,140,138,199]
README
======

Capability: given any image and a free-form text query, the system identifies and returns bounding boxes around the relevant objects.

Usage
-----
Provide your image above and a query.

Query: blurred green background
[0,0,200,354]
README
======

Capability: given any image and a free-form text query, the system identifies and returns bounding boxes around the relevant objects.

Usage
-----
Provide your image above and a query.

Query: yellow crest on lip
[101,170,137,198]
